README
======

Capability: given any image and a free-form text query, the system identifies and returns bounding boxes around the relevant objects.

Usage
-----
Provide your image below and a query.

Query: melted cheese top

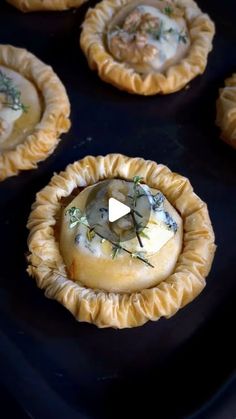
[139,6,185,70]
[59,180,183,293]
[0,66,42,151]
[62,181,179,257]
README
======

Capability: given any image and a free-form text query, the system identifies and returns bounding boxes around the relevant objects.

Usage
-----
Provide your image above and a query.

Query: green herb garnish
[132,175,144,207]
[66,206,154,268]
[178,32,188,44]
[66,207,89,229]
[147,21,164,40]
[0,70,28,112]
[131,251,150,266]
[139,229,150,240]
[112,243,121,259]
[133,175,143,185]
[86,228,96,242]
[130,210,143,247]
[164,6,173,16]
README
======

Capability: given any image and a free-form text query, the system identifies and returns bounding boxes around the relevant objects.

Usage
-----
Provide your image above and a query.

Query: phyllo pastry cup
[27,154,216,328]
[80,0,215,95]
[216,73,236,149]
[0,44,71,181]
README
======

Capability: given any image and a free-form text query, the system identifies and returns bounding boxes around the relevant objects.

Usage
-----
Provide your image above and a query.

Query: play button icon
[108,198,131,222]
[85,179,151,244]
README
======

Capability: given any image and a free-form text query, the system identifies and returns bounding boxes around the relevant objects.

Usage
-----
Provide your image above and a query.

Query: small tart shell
[0,44,71,181]
[7,0,87,12]
[216,73,236,149]
[80,0,215,95]
[27,154,216,329]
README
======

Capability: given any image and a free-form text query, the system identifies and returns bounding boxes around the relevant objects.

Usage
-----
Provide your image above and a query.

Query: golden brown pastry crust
[27,154,216,328]
[0,44,70,181]
[80,0,215,95]
[216,73,236,149]
[7,0,87,12]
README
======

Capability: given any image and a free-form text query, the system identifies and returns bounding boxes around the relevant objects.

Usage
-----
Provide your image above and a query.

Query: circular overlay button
[85,179,151,243]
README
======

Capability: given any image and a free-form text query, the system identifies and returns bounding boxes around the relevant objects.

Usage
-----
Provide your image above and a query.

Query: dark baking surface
[0,1,236,418]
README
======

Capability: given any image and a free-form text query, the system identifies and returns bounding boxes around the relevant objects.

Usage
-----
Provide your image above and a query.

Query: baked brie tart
[27,154,216,328]
[80,0,215,95]
[0,45,70,181]
[216,73,236,149]
[7,0,87,12]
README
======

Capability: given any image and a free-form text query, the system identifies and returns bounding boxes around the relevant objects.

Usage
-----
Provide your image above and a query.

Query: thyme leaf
[0,70,28,112]
[164,6,173,16]
[86,228,96,242]
[131,251,151,267]
[139,230,150,240]
[130,210,143,247]
[147,20,164,40]
[66,207,89,229]
[112,243,121,259]
[178,32,188,44]
[133,175,143,185]
[132,175,144,207]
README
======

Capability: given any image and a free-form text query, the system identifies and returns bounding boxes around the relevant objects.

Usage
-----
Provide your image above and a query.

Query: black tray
[0,1,236,418]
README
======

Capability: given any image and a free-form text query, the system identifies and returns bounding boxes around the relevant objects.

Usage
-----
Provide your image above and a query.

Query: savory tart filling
[107,0,190,73]
[60,178,183,293]
[0,66,42,151]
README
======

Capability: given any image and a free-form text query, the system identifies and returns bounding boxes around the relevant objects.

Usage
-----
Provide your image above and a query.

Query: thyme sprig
[131,175,144,207]
[164,6,173,16]
[178,31,188,44]
[112,242,122,259]
[66,207,89,229]
[86,227,96,242]
[130,210,143,248]
[0,70,28,112]
[146,20,164,40]
[66,206,154,268]
[146,20,188,45]
[131,251,150,266]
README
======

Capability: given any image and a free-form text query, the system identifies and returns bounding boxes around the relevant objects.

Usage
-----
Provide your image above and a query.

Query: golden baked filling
[107,0,190,74]
[0,66,42,152]
[27,154,216,329]
[60,178,183,293]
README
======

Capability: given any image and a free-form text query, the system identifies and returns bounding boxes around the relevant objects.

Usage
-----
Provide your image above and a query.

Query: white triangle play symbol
[108,198,131,223]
